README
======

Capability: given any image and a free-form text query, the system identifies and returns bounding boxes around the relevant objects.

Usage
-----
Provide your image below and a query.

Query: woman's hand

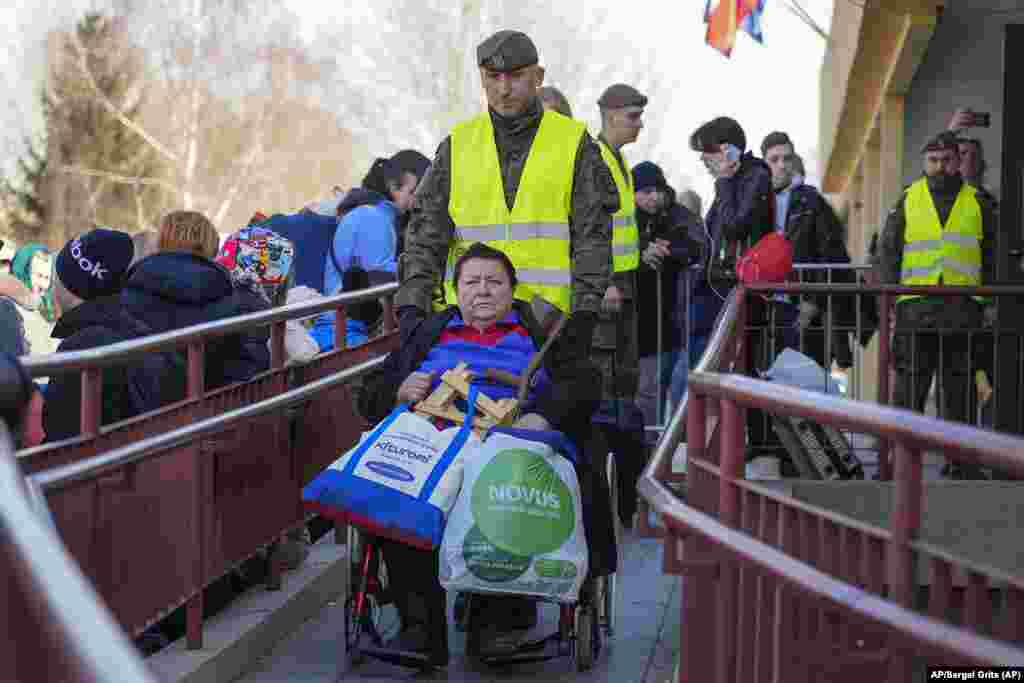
[397,371,434,404]
[512,413,550,431]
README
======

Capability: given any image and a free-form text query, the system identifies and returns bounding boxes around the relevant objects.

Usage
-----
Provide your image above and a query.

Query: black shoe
[379,625,448,668]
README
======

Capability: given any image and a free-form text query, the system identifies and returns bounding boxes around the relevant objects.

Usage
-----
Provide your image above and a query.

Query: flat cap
[922,130,960,154]
[477,30,538,72]
[598,83,648,110]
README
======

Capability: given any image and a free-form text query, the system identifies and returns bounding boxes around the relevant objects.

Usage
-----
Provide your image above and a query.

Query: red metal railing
[0,418,156,682]
[17,284,399,651]
[639,285,1024,681]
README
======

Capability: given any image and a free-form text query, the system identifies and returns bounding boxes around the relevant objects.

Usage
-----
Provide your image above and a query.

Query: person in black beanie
[633,162,702,429]
[42,228,182,442]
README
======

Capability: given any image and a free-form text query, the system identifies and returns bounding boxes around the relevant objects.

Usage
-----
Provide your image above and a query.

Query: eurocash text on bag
[302,385,482,550]
[440,428,588,603]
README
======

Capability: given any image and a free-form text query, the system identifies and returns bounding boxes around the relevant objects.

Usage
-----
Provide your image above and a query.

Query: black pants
[893,297,983,423]
[597,423,647,526]
[745,298,798,460]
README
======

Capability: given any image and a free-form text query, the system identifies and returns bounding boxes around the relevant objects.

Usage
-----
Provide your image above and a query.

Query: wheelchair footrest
[477,632,565,666]
[360,645,434,670]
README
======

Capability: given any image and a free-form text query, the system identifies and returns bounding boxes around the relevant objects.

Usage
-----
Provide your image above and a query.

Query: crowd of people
[0,25,1003,665]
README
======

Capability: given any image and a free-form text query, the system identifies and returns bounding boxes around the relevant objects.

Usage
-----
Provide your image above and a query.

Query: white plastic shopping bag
[440,428,588,603]
[303,386,483,549]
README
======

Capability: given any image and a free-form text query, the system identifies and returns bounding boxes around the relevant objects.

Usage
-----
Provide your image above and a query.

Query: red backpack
[736,231,793,285]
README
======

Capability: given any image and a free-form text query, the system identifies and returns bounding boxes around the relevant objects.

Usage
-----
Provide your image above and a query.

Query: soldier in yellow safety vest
[395,30,617,350]
[390,29,619,656]
[593,83,645,527]
[878,131,996,478]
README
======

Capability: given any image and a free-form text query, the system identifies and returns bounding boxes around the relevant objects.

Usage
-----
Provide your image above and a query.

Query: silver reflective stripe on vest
[613,242,639,257]
[612,215,635,228]
[942,232,981,247]
[901,258,981,280]
[456,222,570,242]
[903,240,942,253]
[444,266,570,286]
[517,268,572,286]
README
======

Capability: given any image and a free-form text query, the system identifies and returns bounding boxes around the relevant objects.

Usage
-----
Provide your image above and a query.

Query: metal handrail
[22,282,399,376]
[32,355,387,492]
[748,282,1024,296]
[689,372,1024,472]
[659,495,1024,666]
[0,420,156,682]
[637,284,1024,666]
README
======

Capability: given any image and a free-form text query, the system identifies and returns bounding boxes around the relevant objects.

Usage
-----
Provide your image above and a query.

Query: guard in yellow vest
[878,131,996,478]
[395,30,616,343]
[390,29,619,658]
[592,83,645,526]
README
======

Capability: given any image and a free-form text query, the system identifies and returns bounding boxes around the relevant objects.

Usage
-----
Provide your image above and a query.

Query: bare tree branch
[61,164,182,195]
[66,25,181,164]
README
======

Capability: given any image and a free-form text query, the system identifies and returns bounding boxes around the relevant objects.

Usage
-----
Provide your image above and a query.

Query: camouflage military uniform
[593,133,639,405]
[394,96,618,318]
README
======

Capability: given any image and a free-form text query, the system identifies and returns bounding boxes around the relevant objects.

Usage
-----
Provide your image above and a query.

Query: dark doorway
[994,23,1024,436]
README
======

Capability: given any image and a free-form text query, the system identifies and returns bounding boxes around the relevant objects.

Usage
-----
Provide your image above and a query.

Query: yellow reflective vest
[598,139,640,272]
[899,177,983,303]
[446,110,586,312]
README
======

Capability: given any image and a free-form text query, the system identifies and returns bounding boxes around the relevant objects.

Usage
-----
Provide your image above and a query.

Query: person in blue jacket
[311,150,430,351]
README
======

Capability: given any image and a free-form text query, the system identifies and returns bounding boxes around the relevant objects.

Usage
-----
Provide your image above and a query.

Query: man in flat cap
[878,130,996,478]
[389,29,618,662]
[590,83,646,525]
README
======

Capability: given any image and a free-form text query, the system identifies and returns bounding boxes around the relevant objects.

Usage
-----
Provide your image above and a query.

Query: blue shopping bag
[303,385,481,549]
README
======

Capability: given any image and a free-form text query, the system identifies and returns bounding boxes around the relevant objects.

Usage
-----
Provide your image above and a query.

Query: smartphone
[973,112,992,128]
[723,143,741,164]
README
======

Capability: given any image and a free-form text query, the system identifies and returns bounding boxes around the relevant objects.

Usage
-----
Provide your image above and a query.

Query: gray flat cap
[598,83,648,110]
[477,30,539,72]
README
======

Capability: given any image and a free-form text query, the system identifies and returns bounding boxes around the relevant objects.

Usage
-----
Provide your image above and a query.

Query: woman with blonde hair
[121,210,270,388]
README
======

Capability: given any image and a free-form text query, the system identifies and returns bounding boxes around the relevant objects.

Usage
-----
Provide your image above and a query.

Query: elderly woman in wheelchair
[353,242,618,668]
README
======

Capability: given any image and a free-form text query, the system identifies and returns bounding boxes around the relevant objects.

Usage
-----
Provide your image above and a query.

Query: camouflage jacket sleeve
[570,132,617,313]
[878,194,907,286]
[394,137,455,313]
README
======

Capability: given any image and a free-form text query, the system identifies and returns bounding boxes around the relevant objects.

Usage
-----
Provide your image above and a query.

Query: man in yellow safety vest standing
[593,83,646,527]
[391,29,618,657]
[878,130,996,478]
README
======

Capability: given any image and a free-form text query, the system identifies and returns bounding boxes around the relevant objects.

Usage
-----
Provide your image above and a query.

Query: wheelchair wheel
[463,594,481,658]
[606,452,621,542]
[599,573,616,637]
[344,594,368,666]
[575,604,599,672]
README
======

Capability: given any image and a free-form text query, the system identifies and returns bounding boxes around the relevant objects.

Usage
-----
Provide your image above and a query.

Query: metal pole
[656,275,664,428]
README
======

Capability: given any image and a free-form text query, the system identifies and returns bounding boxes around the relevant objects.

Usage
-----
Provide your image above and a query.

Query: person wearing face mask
[761,131,854,374]
[878,131,996,478]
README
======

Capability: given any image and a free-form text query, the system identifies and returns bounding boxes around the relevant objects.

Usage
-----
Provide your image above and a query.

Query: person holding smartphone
[948,107,997,203]
[687,118,782,465]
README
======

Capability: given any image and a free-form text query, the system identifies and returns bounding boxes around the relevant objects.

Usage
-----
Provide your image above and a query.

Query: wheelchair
[341,433,620,672]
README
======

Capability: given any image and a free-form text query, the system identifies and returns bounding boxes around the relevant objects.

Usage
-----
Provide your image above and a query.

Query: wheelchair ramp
[235,531,679,683]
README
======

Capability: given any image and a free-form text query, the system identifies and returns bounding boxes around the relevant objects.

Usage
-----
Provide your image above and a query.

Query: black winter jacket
[121,252,270,390]
[635,194,703,357]
[42,296,186,442]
